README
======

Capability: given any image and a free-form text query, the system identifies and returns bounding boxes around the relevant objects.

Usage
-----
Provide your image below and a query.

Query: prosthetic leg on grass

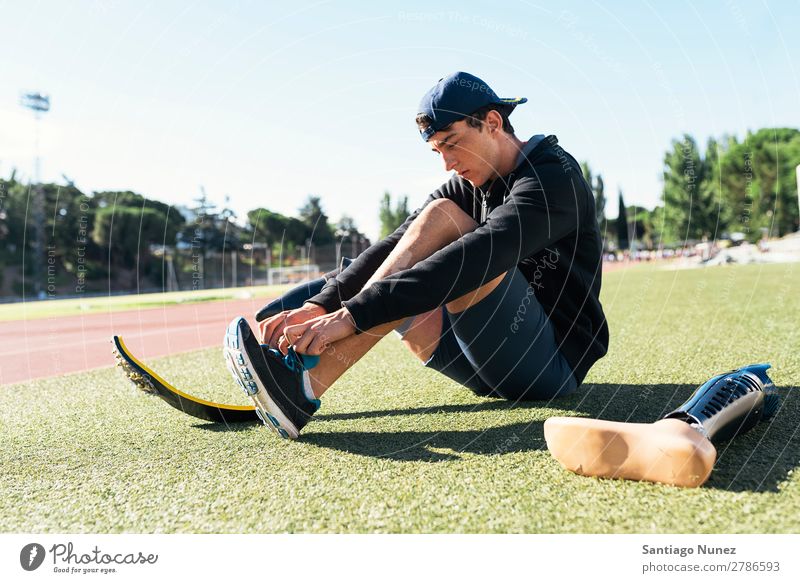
[112,259,351,423]
[544,364,780,488]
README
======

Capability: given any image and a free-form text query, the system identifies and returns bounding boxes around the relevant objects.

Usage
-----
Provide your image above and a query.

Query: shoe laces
[267,346,320,372]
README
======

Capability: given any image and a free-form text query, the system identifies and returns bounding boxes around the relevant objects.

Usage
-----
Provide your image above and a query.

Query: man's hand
[280,307,357,356]
[258,303,326,346]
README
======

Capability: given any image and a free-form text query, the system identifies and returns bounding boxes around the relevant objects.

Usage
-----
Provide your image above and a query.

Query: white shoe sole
[223,318,299,439]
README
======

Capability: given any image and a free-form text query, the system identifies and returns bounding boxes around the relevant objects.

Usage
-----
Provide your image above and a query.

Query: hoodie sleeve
[342,170,587,332]
[305,191,442,313]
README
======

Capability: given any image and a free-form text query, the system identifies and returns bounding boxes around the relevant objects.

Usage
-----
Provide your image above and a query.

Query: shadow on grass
[299,383,800,493]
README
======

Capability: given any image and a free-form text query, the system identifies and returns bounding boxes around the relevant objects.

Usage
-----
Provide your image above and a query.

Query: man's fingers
[275,310,349,357]
[258,318,278,343]
[268,324,285,348]
[277,334,290,355]
[263,308,317,347]
[265,311,291,347]
[307,334,330,356]
[283,321,309,345]
[297,320,333,355]
[259,314,276,344]
[292,328,314,354]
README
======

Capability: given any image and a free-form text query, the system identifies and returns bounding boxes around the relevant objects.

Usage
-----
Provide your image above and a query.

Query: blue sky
[1,0,797,240]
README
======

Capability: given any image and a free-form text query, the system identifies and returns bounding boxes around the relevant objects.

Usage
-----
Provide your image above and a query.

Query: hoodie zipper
[481,171,515,223]
[480,193,489,223]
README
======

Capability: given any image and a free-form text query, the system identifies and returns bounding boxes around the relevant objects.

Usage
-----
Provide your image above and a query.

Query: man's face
[428,116,500,187]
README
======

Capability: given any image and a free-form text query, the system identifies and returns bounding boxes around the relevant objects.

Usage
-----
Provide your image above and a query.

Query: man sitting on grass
[223,71,779,490]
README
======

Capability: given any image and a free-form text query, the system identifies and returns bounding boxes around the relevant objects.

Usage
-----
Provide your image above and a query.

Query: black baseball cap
[417,71,527,142]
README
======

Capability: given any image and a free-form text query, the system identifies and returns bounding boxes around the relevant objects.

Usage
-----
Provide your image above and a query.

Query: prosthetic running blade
[112,335,259,423]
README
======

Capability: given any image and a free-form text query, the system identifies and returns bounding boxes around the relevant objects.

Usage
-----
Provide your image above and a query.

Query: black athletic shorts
[421,268,578,401]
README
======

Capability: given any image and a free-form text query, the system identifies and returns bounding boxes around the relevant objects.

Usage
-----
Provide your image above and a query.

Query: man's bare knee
[409,198,478,241]
[367,199,480,287]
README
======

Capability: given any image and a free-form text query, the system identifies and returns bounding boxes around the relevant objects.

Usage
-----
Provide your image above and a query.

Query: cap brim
[497,97,527,105]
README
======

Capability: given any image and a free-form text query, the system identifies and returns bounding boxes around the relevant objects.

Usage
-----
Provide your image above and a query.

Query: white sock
[301,371,317,402]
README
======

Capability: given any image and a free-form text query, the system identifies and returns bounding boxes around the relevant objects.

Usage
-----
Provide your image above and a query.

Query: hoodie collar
[477,134,547,192]
[473,134,552,209]
[514,134,546,169]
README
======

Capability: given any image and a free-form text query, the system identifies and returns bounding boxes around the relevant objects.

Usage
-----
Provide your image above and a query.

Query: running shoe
[223,317,320,439]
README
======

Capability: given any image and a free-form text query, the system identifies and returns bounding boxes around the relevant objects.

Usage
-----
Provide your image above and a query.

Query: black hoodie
[307,135,609,385]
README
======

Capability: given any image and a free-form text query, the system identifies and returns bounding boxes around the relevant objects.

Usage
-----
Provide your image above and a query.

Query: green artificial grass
[0,284,292,322]
[2,262,799,533]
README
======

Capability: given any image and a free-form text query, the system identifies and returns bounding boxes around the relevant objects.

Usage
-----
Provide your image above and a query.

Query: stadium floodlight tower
[20,92,51,299]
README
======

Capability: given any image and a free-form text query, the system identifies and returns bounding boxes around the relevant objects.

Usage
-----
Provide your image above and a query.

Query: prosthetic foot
[544,364,779,487]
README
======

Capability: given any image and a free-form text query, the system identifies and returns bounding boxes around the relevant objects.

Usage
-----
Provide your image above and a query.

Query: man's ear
[486,109,502,134]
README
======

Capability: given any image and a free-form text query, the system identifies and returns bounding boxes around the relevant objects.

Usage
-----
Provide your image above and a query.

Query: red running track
[0,296,271,386]
[1,263,632,386]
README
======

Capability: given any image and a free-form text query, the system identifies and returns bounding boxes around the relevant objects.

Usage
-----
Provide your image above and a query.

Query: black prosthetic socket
[663,363,779,444]
[255,257,353,321]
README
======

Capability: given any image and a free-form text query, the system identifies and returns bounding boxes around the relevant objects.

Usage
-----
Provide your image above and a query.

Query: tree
[719,128,800,238]
[335,215,360,238]
[379,191,410,238]
[581,162,606,229]
[92,206,171,266]
[94,190,185,248]
[581,161,593,192]
[249,208,288,247]
[661,134,708,243]
[90,190,185,288]
[42,183,104,279]
[594,174,606,226]
[248,208,307,246]
[626,204,659,250]
[765,128,800,235]
[378,192,394,238]
[658,130,800,243]
[178,186,233,253]
[395,195,410,225]
[2,183,115,265]
[699,137,725,240]
[298,195,334,245]
[217,194,243,252]
[0,175,34,261]
[617,190,629,251]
